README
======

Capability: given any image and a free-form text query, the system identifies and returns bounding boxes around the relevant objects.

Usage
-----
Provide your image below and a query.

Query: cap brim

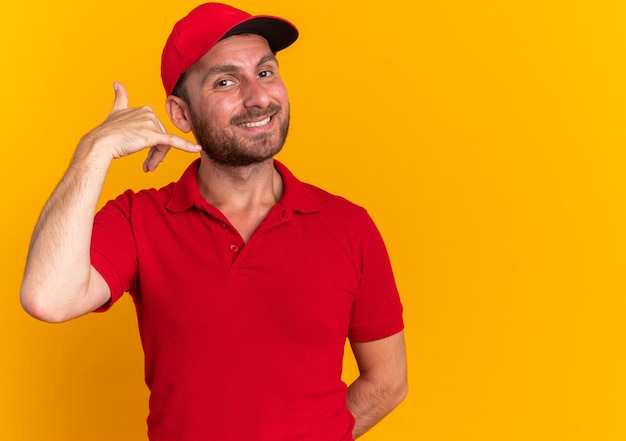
[222,16,299,52]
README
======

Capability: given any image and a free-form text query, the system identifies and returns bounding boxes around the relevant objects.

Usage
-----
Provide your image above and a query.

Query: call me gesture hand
[81,82,201,172]
[20,83,201,323]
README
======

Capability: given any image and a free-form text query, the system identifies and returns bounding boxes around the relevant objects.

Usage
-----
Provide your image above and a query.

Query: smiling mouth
[239,116,272,128]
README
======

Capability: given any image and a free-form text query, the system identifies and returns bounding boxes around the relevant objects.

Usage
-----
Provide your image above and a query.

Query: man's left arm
[347,330,408,439]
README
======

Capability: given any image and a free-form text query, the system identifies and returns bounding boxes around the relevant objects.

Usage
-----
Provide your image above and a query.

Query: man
[21,3,407,440]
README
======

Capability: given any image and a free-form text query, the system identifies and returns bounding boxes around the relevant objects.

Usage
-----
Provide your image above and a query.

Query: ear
[166,95,193,133]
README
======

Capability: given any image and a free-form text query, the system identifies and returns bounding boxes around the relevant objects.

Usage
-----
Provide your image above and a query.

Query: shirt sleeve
[348,212,404,342]
[90,190,138,312]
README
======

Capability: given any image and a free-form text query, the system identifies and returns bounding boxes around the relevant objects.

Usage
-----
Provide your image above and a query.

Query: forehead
[191,34,274,72]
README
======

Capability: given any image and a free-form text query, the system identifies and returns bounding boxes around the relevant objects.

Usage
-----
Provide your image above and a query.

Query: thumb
[111,81,129,112]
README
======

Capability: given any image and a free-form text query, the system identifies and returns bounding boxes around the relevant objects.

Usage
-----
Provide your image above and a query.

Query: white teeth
[242,117,271,128]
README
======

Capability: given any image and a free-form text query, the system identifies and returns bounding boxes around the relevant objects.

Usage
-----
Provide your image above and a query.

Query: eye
[258,70,273,79]
[215,79,234,88]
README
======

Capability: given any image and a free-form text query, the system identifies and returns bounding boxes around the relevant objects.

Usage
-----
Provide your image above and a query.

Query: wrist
[73,132,115,169]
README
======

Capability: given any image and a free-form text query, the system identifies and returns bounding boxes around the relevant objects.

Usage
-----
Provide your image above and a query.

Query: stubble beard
[190,104,290,167]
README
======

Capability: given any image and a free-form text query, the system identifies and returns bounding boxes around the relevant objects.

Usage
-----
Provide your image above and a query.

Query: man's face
[182,34,290,166]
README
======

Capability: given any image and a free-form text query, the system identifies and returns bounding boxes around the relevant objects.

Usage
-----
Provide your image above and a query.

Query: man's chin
[201,145,283,167]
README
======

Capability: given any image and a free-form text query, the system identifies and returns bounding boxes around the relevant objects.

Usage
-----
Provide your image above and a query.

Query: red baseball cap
[161,2,299,96]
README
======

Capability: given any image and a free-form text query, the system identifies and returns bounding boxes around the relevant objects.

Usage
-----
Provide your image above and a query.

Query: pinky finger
[143,144,171,172]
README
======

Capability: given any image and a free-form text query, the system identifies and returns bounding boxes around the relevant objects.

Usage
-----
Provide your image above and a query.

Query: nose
[241,80,271,109]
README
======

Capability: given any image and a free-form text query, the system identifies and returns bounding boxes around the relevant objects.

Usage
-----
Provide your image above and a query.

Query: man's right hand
[79,82,201,172]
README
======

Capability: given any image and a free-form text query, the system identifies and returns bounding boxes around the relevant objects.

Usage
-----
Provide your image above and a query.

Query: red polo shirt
[91,159,403,441]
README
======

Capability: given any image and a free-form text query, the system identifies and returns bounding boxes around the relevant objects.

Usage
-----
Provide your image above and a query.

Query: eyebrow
[200,53,279,85]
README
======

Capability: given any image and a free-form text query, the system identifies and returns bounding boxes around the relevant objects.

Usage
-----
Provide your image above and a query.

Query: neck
[196,154,284,213]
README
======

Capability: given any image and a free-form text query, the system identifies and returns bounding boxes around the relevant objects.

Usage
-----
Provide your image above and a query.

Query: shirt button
[219,221,227,228]
[229,244,239,253]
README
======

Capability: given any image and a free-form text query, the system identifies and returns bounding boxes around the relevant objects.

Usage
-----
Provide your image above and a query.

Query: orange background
[2,0,626,439]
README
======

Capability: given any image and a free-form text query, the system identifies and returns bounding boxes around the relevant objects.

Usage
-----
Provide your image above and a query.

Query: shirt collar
[166,159,322,214]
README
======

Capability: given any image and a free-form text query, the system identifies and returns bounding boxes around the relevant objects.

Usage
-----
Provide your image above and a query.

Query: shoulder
[303,182,367,216]
[277,160,369,221]
[296,182,380,244]
[100,159,200,214]
[100,182,176,213]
